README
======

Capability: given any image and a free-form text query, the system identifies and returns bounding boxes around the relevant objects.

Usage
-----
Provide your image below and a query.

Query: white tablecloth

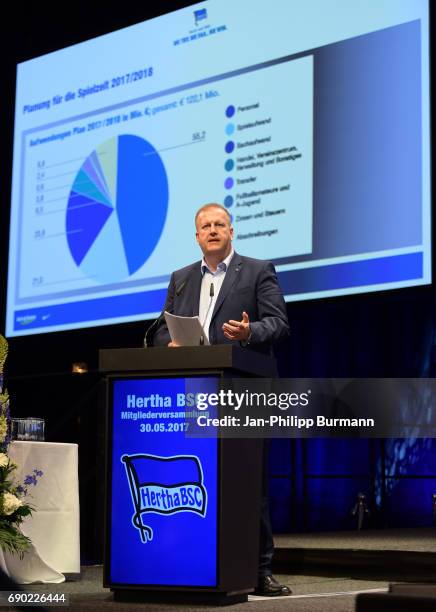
[0,441,80,583]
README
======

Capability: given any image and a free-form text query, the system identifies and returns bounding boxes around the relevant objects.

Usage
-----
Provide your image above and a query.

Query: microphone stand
[143,313,164,347]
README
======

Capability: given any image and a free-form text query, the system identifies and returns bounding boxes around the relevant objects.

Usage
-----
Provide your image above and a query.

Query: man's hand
[168,341,181,347]
[222,311,251,342]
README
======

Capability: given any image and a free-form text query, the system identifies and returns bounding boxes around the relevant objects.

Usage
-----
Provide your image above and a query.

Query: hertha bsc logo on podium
[121,454,208,543]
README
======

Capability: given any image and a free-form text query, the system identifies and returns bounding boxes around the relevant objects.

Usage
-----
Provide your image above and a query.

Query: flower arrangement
[0,334,42,556]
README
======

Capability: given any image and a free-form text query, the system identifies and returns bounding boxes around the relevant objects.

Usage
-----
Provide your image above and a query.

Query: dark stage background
[0,2,434,564]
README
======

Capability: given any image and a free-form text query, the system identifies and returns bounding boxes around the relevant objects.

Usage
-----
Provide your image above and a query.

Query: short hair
[194,203,232,226]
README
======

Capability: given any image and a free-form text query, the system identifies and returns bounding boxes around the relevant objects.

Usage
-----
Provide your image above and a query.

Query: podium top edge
[99,345,277,377]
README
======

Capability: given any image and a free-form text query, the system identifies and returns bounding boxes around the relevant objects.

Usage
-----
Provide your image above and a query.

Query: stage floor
[0,566,389,612]
[2,528,436,611]
[274,527,436,580]
[276,527,436,552]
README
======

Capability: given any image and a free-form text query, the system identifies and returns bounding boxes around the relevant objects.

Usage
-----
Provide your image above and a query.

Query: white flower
[0,453,8,468]
[2,492,22,515]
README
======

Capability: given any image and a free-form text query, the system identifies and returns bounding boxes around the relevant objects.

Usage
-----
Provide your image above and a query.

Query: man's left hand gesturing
[222,311,251,342]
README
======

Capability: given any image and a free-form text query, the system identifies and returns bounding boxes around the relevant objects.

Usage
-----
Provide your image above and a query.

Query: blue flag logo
[194,8,207,25]
[122,454,207,543]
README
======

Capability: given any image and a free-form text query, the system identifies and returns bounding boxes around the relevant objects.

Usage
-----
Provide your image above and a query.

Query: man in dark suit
[150,203,291,596]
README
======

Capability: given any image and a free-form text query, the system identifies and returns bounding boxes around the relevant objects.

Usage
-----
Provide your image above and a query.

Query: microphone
[200,282,215,345]
[144,279,188,347]
[204,282,215,321]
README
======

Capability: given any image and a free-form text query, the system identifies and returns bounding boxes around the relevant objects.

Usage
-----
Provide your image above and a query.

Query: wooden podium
[100,345,276,604]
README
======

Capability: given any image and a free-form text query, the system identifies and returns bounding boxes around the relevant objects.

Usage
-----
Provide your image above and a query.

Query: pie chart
[66,134,168,283]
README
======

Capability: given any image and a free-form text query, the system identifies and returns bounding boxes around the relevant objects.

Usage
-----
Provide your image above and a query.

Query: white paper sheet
[164,311,209,346]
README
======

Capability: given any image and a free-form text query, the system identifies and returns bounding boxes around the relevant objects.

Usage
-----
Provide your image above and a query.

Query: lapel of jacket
[210,252,243,322]
[185,262,203,316]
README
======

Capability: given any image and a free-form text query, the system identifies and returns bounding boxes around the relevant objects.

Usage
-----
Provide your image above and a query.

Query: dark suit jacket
[151,252,289,355]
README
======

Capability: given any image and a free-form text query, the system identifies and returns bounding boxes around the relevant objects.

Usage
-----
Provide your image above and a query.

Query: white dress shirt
[199,249,234,341]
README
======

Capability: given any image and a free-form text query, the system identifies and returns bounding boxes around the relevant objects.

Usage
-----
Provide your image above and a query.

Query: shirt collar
[201,248,234,276]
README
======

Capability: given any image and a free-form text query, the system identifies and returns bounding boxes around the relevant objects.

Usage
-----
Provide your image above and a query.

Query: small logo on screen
[121,453,207,543]
[194,8,207,25]
[15,315,37,326]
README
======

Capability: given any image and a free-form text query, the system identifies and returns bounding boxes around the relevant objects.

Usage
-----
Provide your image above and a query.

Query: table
[0,441,80,584]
